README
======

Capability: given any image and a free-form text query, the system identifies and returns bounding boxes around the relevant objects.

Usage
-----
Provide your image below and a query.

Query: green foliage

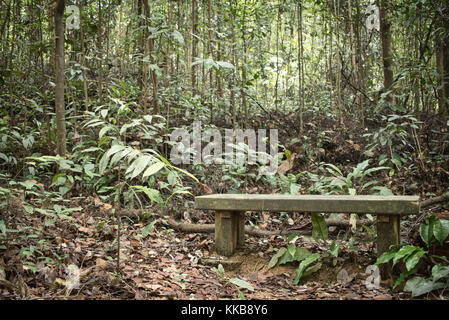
[404,264,449,298]
[376,215,449,294]
[267,243,323,284]
[420,215,449,247]
[364,114,422,176]
[212,263,254,299]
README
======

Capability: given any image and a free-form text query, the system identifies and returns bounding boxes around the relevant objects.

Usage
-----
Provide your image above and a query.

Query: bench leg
[377,214,400,281]
[236,211,245,247]
[215,211,237,256]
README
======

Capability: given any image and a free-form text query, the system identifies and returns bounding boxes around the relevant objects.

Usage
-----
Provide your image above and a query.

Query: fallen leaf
[95,258,107,271]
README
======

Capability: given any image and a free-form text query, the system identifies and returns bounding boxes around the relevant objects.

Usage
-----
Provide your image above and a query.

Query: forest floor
[1,112,449,300]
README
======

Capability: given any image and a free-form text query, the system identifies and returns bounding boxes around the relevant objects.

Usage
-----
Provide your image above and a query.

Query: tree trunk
[97,0,103,104]
[297,0,304,134]
[54,0,67,156]
[143,0,159,114]
[191,0,198,94]
[380,0,393,102]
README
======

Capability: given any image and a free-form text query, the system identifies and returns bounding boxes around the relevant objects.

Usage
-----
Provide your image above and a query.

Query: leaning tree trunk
[54,0,67,156]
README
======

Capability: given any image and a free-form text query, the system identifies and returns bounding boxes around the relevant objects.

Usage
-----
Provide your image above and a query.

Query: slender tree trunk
[80,0,89,111]
[216,0,223,98]
[143,0,159,114]
[54,0,67,156]
[436,3,449,117]
[241,0,248,128]
[348,0,361,114]
[297,0,304,134]
[191,0,198,94]
[334,0,342,115]
[274,0,281,112]
[380,0,393,102]
[97,0,103,104]
[230,0,237,128]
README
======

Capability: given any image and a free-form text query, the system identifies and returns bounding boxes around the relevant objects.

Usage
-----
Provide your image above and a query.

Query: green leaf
[404,277,448,297]
[420,216,437,247]
[311,213,328,241]
[126,155,150,179]
[278,250,295,265]
[287,232,300,243]
[131,186,163,205]
[330,241,339,258]
[324,163,343,176]
[431,264,449,282]
[293,248,312,261]
[229,278,254,291]
[375,250,396,265]
[302,262,322,278]
[142,161,165,180]
[294,253,321,285]
[0,220,6,235]
[433,220,449,246]
[268,247,287,269]
[287,244,296,257]
[99,144,124,174]
[392,245,418,267]
[137,221,156,239]
[394,265,419,289]
[405,249,425,271]
[167,172,177,186]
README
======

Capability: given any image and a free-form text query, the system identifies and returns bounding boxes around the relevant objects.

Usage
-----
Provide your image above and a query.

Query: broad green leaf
[99,125,114,139]
[142,161,165,180]
[287,232,300,243]
[278,251,295,265]
[167,172,177,186]
[302,262,322,278]
[329,177,346,189]
[394,265,419,289]
[294,248,311,261]
[288,244,296,257]
[420,216,436,247]
[404,277,448,297]
[392,245,417,267]
[330,241,339,258]
[294,253,321,285]
[324,163,343,176]
[433,220,449,246]
[431,264,449,282]
[137,221,156,239]
[311,213,328,241]
[99,144,124,174]
[129,155,153,179]
[229,278,254,291]
[131,186,163,204]
[375,250,396,265]
[405,249,425,271]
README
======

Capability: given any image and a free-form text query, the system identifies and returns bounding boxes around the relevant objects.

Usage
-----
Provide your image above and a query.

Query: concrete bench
[195,194,420,278]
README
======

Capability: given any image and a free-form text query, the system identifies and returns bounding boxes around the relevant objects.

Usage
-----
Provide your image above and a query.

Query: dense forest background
[0,0,448,300]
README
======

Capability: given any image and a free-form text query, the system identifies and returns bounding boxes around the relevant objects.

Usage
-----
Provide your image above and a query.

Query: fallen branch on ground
[156,217,374,237]
[420,194,449,208]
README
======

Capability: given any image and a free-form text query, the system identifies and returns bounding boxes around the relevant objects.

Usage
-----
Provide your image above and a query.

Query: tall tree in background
[379,0,394,102]
[54,0,67,156]
[297,0,304,134]
[435,1,449,117]
[191,0,198,93]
